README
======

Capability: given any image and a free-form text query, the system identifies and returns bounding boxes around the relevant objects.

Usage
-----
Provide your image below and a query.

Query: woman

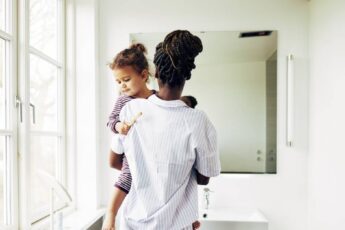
[116,30,220,230]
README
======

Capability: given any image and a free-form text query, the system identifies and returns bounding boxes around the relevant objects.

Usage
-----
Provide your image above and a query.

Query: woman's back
[118,94,219,230]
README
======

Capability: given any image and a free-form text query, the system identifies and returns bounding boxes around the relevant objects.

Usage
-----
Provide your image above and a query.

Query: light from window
[0,136,4,224]
[0,39,5,129]
[29,55,58,132]
[30,136,57,220]
[30,0,58,59]
[0,0,6,32]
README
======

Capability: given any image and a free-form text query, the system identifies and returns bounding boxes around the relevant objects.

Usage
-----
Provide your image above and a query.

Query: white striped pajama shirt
[116,94,221,230]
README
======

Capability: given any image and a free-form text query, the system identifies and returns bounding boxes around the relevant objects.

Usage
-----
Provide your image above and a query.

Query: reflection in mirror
[130,30,277,174]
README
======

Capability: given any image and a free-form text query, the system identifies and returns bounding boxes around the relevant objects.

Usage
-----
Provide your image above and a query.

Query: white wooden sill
[63,208,106,229]
[31,208,106,230]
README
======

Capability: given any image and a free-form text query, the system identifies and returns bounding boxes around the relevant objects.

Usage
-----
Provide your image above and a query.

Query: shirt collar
[148,94,187,108]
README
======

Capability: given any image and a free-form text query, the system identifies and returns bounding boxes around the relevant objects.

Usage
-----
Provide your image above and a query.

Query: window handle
[16,96,23,123]
[29,103,36,124]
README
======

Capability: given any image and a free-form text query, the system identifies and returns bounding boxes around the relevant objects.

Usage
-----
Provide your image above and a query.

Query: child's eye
[123,78,130,82]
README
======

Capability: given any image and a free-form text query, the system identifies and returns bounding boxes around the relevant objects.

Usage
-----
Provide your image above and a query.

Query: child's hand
[115,122,131,135]
[115,112,142,135]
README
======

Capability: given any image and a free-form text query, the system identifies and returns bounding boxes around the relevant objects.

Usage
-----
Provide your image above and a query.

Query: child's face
[114,66,148,97]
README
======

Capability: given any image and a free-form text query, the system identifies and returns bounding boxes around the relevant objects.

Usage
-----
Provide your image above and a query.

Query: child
[103,43,154,230]
[102,44,200,230]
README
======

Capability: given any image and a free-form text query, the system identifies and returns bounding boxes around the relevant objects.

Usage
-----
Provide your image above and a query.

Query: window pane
[0,39,6,129]
[30,55,58,132]
[30,0,58,59]
[30,136,57,219]
[0,0,6,31]
[0,136,5,224]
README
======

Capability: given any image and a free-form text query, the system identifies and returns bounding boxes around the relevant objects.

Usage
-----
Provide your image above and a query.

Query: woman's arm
[109,151,123,170]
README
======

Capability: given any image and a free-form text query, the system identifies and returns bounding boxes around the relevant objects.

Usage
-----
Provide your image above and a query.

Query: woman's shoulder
[185,108,214,127]
[122,97,149,111]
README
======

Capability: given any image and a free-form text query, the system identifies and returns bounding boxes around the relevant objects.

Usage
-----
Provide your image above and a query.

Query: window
[27,0,66,224]
[0,0,67,228]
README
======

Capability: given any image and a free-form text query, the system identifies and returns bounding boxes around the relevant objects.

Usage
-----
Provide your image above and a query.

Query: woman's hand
[192,220,201,229]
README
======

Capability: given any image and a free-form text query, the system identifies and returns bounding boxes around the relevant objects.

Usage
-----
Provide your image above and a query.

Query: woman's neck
[157,84,183,100]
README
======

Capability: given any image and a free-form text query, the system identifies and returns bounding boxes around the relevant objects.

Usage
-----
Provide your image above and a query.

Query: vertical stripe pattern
[118,95,221,230]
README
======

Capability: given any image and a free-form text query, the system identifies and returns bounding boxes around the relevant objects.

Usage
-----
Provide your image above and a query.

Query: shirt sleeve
[107,95,132,133]
[110,134,125,154]
[194,114,221,177]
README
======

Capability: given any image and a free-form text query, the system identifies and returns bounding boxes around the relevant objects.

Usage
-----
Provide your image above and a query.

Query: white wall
[74,0,100,210]
[98,1,310,230]
[308,1,345,229]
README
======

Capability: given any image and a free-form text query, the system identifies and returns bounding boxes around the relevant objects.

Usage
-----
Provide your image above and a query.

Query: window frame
[16,0,69,228]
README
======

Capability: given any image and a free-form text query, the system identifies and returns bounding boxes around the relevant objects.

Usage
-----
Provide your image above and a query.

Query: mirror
[130,30,277,174]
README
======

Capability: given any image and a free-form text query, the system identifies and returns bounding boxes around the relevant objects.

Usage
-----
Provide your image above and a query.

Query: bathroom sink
[198,207,268,230]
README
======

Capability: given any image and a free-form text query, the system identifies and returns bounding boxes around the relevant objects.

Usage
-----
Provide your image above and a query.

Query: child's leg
[102,187,127,230]
[109,149,124,170]
[103,155,132,229]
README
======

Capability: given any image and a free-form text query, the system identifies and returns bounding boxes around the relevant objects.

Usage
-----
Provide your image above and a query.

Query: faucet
[203,188,211,209]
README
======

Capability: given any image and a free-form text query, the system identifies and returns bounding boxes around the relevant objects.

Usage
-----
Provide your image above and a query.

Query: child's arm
[107,95,132,134]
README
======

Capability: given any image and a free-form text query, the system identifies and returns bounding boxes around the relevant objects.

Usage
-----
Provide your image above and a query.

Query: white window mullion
[57,0,66,186]
[29,46,62,68]
[10,0,18,228]
[0,30,12,41]
[17,0,31,228]
[0,130,12,135]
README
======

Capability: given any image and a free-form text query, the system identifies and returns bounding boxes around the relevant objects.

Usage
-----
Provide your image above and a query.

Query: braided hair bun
[153,30,203,88]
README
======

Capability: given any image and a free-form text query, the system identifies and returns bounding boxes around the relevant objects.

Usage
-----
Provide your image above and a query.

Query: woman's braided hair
[109,43,149,77]
[153,30,203,88]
